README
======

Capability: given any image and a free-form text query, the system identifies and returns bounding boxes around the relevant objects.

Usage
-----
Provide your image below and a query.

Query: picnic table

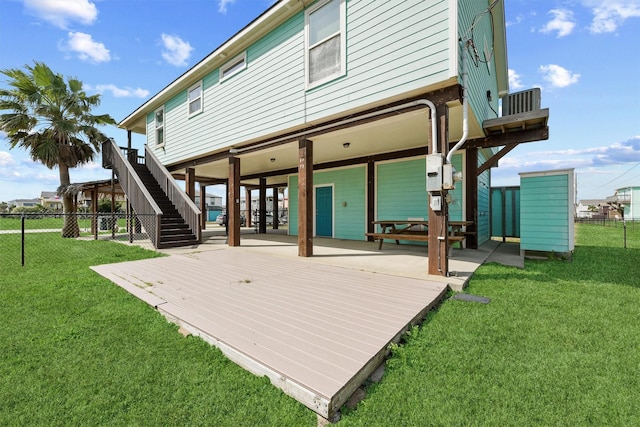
[366,220,474,250]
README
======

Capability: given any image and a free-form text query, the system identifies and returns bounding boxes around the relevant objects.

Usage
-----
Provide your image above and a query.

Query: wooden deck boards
[91,247,447,419]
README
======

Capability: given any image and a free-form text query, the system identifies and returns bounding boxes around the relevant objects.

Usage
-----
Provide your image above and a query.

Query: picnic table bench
[366,220,473,250]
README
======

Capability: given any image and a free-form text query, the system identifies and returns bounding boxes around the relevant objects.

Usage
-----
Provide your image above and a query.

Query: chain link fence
[0,213,157,267]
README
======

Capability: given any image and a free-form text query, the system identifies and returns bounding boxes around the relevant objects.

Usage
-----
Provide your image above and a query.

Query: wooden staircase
[133,164,199,249]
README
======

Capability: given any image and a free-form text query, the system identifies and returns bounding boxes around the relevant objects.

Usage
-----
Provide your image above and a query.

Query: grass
[1,224,638,425]
[0,235,315,426]
[339,223,640,426]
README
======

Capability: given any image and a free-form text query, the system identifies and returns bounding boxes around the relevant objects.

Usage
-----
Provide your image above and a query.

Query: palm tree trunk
[60,164,79,238]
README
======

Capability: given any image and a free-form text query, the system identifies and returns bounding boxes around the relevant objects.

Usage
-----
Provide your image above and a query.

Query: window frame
[154,106,165,149]
[304,0,346,89]
[220,52,247,82]
[187,81,203,117]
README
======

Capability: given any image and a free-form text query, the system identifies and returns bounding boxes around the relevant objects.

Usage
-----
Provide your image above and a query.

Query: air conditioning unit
[502,88,541,116]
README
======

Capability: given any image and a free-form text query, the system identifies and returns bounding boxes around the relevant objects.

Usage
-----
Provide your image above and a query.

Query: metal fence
[0,213,157,267]
[574,217,638,229]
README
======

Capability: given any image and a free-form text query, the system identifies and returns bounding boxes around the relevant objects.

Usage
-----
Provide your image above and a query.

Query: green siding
[477,149,491,244]
[520,173,572,253]
[149,1,464,165]
[288,167,366,240]
[306,0,452,121]
[152,11,306,165]
[376,159,428,222]
[457,1,501,131]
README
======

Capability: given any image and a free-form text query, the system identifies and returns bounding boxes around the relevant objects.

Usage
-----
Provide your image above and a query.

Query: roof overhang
[119,0,302,134]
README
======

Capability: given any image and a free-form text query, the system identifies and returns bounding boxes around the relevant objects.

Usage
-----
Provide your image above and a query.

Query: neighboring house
[607,186,640,220]
[111,0,549,271]
[7,198,40,208]
[40,191,63,210]
[194,193,223,211]
[40,190,92,210]
[576,199,607,218]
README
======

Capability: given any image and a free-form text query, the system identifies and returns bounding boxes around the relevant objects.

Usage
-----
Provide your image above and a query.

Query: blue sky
[1,0,639,203]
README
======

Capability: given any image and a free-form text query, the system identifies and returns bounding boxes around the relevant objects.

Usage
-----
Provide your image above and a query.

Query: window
[155,107,164,148]
[220,52,246,81]
[188,82,202,116]
[305,0,345,88]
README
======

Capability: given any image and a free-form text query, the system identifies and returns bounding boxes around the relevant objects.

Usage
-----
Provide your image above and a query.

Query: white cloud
[540,9,576,37]
[539,64,580,88]
[24,0,97,29]
[94,84,149,98]
[508,69,524,91]
[586,0,640,33]
[61,32,111,63]
[218,0,237,14]
[160,34,193,67]
[0,151,16,167]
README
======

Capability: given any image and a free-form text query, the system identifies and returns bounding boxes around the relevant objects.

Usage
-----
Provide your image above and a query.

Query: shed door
[315,186,333,237]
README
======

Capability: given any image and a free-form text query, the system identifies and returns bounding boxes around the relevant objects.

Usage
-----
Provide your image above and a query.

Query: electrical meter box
[426,154,443,192]
[442,163,455,190]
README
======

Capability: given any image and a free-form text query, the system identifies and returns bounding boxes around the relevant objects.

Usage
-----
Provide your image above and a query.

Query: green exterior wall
[148,0,465,165]
[476,149,491,244]
[456,0,501,132]
[288,166,366,240]
[520,170,575,254]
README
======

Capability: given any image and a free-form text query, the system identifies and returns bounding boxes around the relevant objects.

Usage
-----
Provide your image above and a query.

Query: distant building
[40,190,91,210]
[40,191,63,210]
[194,193,223,210]
[7,198,40,208]
[607,186,640,220]
[575,199,613,219]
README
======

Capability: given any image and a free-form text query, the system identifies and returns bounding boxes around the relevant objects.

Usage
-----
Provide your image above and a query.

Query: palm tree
[0,61,115,237]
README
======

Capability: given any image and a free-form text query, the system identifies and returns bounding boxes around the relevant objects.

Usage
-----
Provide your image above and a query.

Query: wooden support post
[465,148,479,249]
[367,160,375,241]
[200,184,207,230]
[185,167,196,202]
[273,186,279,230]
[245,187,252,228]
[228,158,241,246]
[298,138,313,257]
[127,129,132,150]
[259,177,267,234]
[428,105,449,276]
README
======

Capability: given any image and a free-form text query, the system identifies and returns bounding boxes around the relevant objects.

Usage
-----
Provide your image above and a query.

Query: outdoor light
[343,142,350,148]
[270,158,276,162]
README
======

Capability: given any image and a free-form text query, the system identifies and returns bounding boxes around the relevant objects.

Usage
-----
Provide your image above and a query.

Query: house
[576,199,607,218]
[40,191,63,211]
[108,0,549,271]
[607,186,640,220]
[7,198,40,208]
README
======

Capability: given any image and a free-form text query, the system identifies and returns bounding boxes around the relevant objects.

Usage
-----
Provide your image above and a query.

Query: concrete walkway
[161,227,523,290]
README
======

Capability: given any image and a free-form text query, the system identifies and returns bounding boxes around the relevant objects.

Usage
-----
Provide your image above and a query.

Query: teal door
[315,186,333,237]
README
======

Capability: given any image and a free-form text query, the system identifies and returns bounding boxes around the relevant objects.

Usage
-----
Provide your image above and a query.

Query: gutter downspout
[446,40,469,164]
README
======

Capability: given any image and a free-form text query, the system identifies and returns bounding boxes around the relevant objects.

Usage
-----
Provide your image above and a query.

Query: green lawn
[1,225,638,425]
[340,223,640,426]
[0,235,315,426]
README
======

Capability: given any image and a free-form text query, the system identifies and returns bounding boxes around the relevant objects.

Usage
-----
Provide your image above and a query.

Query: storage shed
[519,169,575,258]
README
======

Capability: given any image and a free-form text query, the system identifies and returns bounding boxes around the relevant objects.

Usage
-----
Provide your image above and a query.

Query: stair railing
[102,138,163,248]
[145,146,201,243]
